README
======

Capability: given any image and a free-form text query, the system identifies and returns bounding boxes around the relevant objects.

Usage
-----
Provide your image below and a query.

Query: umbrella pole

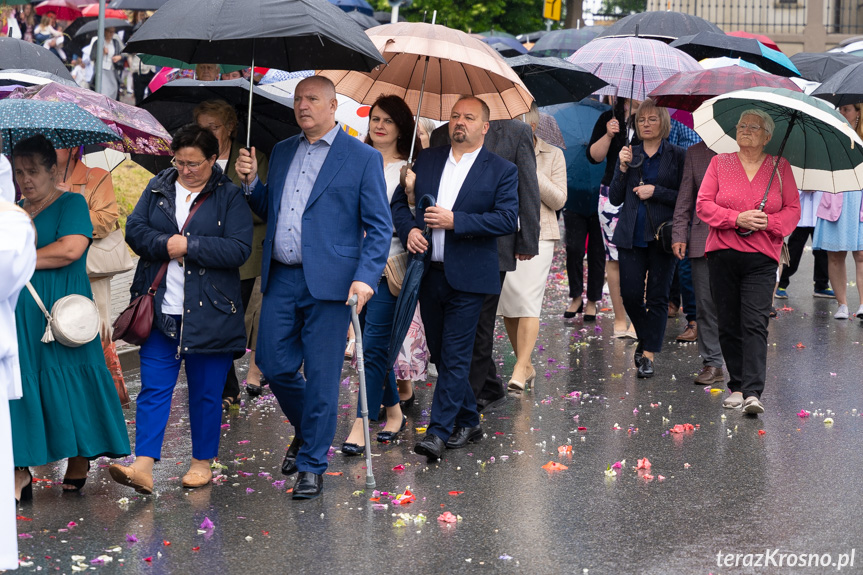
[408,11,437,164]
[758,111,796,210]
[244,40,256,185]
[348,296,376,490]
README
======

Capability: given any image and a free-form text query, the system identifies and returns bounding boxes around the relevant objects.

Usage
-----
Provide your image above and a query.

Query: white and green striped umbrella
[693,87,863,193]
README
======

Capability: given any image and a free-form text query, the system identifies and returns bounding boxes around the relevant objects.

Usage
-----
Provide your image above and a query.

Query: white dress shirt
[431,147,481,262]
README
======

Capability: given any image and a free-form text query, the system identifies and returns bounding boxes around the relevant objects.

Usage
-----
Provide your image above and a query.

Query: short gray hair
[521,101,540,129]
[738,109,774,137]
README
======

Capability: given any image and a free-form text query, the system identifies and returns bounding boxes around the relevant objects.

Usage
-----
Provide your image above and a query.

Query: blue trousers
[257,263,350,474]
[618,242,677,353]
[356,279,399,419]
[136,321,233,461]
[419,267,484,442]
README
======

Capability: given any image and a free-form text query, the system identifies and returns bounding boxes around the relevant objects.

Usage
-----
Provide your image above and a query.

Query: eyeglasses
[736,123,764,133]
[202,123,224,132]
[637,116,660,125]
[171,158,207,171]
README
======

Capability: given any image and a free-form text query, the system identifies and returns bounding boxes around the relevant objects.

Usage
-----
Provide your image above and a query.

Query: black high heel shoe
[62,460,91,492]
[399,392,415,409]
[15,467,32,504]
[246,375,267,398]
[563,300,584,319]
[376,415,408,443]
[583,302,597,322]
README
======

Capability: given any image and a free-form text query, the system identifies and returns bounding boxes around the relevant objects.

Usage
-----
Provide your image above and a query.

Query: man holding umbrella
[392,96,519,459]
[235,76,391,499]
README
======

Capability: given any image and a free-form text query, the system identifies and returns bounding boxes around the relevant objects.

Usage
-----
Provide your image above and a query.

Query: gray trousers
[691,256,723,368]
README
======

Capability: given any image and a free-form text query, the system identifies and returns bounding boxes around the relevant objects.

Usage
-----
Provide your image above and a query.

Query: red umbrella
[80,5,128,18]
[648,66,801,111]
[35,0,83,21]
[727,31,780,52]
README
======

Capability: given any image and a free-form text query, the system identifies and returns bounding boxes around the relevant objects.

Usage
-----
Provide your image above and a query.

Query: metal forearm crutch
[348,295,376,490]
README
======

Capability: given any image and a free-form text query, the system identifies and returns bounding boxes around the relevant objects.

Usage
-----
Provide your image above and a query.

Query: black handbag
[638,169,674,254]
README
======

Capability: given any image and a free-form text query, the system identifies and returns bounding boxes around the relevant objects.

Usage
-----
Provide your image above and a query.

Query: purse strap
[25,281,56,343]
[147,191,212,295]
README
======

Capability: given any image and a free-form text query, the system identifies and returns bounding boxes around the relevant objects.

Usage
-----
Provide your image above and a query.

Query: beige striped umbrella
[318,22,534,124]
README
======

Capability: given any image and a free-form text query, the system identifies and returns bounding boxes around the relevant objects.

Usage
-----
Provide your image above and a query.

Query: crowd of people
[2,33,863,524]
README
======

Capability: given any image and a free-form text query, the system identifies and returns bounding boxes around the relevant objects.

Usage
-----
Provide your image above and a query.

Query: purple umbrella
[8,83,172,156]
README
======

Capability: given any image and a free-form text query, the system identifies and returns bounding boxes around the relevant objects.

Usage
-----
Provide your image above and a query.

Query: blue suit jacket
[247,127,391,301]
[391,145,519,295]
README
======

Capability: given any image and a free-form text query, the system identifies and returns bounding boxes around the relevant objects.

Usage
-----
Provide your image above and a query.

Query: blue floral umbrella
[0,99,121,155]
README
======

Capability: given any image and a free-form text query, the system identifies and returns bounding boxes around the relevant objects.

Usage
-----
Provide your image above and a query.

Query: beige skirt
[497,240,555,318]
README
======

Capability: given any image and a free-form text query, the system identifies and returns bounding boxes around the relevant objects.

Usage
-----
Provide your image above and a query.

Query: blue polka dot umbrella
[0,99,121,155]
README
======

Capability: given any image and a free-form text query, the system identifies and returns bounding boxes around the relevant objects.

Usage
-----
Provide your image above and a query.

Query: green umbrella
[693,87,863,196]
[138,55,247,74]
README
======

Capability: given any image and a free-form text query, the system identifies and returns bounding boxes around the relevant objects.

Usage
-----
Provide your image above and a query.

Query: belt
[272,259,302,270]
[429,261,445,271]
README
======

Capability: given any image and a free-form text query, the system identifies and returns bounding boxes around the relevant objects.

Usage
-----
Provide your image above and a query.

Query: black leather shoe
[633,341,644,367]
[414,433,446,460]
[376,415,407,443]
[291,471,323,500]
[280,436,303,476]
[476,393,506,413]
[637,356,655,379]
[341,442,365,456]
[445,425,484,449]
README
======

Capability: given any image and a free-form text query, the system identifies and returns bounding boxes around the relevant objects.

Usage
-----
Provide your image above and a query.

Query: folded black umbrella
[136,79,300,172]
[790,52,862,82]
[811,61,863,107]
[0,38,74,82]
[505,54,608,107]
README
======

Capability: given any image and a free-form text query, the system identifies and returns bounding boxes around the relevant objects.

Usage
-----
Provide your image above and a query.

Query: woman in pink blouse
[696,109,800,415]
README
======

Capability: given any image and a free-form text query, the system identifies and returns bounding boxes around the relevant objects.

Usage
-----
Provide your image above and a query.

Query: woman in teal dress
[11,135,130,503]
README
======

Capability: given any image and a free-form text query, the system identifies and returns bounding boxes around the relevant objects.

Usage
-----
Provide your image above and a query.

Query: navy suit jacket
[391,145,519,295]
[247,127,391,301]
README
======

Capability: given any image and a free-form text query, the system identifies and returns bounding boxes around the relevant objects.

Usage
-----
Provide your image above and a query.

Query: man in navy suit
[236,76,391,498]
[391,96,519,460]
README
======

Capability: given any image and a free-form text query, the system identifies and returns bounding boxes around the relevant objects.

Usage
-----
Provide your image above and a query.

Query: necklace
[27,189,57,218]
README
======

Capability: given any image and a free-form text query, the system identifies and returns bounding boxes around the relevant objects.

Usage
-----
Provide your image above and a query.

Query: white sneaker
[835,304,849,320]
[856,305,863,319]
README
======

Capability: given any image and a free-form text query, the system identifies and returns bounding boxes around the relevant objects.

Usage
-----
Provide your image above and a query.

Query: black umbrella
[484,37,527,58]
[811,61,863,107]
[61,17,96,61]
[597,11,722,42]
[109,0,170,9]
[528,27,600,58]
[345,9,380,31]
[669,32,800,78]
[0,69,77,88]
[136,78,301,173]
[0,38,75,82]
[505,54,608,107]
[790,51,862,82]
[125,0,385,149]
[387,195,435,371]
[75,18,133,39]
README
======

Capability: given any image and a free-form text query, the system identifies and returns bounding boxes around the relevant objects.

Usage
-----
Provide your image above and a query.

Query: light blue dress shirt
[272,123,341,265]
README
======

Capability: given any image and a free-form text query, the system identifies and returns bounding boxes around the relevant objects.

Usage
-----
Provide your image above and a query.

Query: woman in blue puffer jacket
[109,124,252,494]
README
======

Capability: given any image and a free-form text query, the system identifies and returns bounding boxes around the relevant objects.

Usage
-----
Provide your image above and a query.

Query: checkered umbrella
[567,37,701,101]
[649,67,801,112]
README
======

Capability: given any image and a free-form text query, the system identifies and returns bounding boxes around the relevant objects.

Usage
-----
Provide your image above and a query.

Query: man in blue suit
[235,76,391,499]
[391,96,519,460]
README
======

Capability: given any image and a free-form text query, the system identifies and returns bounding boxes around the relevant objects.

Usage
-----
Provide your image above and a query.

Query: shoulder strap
[147,191,212,294]
[25,282,51,322]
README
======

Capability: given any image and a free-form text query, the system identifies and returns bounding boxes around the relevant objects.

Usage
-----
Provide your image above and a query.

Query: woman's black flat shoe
[399,393,415,409]
[341,442,365,456]
[376,415,408,443]
[246,384,264,397]
[563,300,584,319]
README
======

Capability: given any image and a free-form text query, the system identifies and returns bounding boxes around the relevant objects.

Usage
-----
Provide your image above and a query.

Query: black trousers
[618,241,677,353]
[708,249,776,399]
[132,72,155,106]
[469,272,507,402]
[222,277,258,399]
[563,209,606,302]
[779,226,829,290]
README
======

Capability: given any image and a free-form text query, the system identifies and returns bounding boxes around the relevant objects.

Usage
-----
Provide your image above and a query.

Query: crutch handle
[348,294,358,308]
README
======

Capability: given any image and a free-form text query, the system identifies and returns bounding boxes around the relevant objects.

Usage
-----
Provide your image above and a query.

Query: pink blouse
[696,153,801,262]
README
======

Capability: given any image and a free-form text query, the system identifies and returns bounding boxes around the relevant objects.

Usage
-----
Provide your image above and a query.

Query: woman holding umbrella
[610,98,686,378]
[696,109,801,413]
[813,103,863,321]
[84,27,124,99]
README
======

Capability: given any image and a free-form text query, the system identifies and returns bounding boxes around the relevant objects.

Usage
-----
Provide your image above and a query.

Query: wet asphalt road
[13,246,863,574]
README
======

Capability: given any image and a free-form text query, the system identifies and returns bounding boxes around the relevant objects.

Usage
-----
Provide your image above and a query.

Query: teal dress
[11,192,130,467]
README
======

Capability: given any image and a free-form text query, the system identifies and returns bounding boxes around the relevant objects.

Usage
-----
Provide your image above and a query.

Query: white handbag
[25,282,100,347]
[86,227,135,278]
